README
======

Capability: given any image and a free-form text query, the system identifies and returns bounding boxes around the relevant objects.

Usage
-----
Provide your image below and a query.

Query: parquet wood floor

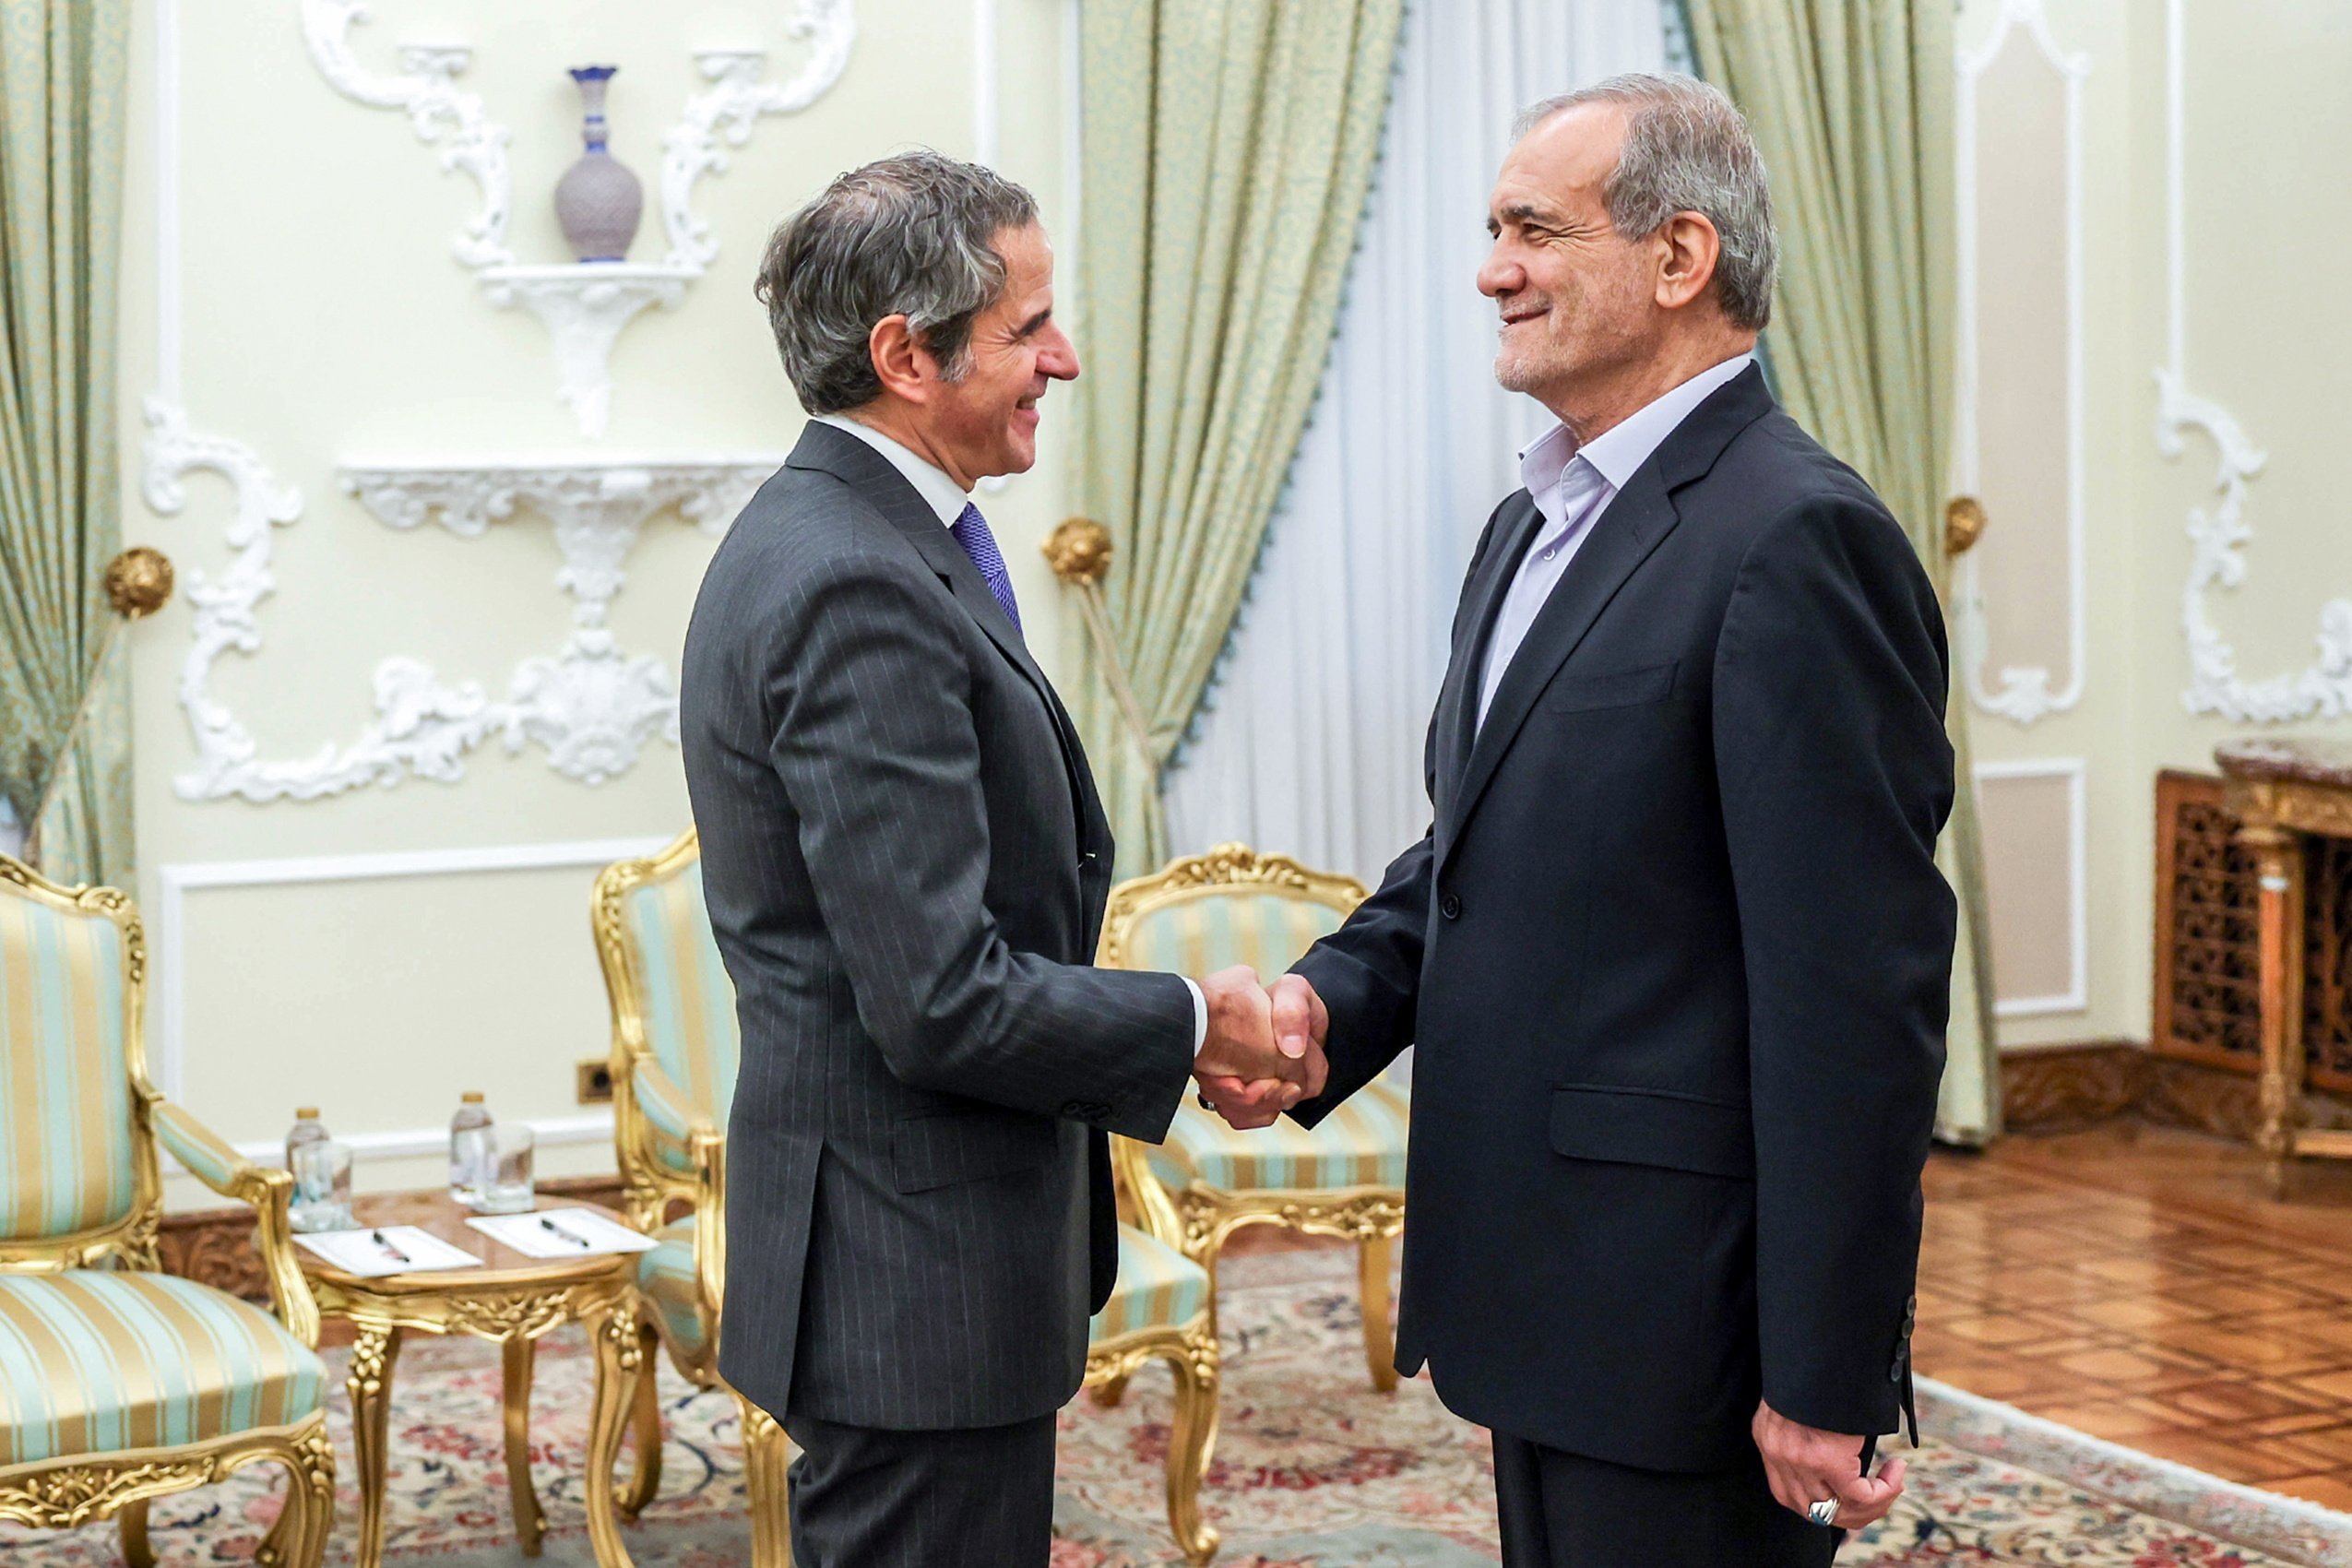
[1918,1122,2352,1511]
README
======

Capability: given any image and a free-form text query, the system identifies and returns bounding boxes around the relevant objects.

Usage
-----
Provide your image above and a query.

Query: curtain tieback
[1042,518,1157,764]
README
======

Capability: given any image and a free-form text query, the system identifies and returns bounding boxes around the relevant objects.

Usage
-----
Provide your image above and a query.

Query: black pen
[540,1215,593,1249]
[371,1229,411,1265]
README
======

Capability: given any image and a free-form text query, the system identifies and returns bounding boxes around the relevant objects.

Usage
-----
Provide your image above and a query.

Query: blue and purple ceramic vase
[555,65,643,263]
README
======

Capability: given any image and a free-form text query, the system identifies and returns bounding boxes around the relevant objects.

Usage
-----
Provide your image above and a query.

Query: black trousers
[779,1408,1059,1568]
[1492,1430,1837,1568]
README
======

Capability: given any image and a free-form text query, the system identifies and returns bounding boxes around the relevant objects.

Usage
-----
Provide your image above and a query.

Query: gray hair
[1515,74,1776,331]
[755,149,1039,414]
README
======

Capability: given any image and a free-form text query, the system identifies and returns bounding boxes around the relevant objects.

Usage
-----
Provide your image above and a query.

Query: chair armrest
[151,1099,323,1349]
[631,1057,703,1176]
[689,1126,727,1324]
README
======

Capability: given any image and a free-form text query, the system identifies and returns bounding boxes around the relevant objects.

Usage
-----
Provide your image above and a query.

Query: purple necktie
[950,502,1023,636]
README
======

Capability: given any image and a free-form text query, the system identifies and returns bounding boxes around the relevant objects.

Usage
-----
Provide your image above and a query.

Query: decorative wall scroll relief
[148,429,776,800]
[296,3,514,267]
[2158,0,2339,723]
[297,0,857,435]
[141,399,314,804]
[659,10,859,271]
[335,457,779,787]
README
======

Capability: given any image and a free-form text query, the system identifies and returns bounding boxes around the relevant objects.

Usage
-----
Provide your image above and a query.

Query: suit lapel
[1430,493,1542,832]
[1439,362,1780,863]
[787,424,1105,853]
[1444,471,1681,856]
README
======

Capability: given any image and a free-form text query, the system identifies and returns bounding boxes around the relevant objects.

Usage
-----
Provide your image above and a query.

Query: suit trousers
[780,1408,1059,1568]
[1491,1430,1836,1568]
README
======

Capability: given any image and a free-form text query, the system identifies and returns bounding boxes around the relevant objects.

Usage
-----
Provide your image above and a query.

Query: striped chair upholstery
[1099,845,1406,1395]
[635,1218,707,1358]
[0,1270,327,1467]
[614,861,740,1175]
[1089,1224,1210,1345]
[1120,883,1410,1194]
[0,891,139,1242]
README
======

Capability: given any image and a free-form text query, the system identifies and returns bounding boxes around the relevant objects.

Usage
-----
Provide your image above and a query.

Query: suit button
[1889,1352,1907,1383]
[1440,893,1462,920]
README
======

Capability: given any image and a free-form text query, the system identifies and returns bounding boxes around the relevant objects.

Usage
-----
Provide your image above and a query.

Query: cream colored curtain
[0,0,136,888]
[1684,0,1999,1142]
[1070,0,1406,875]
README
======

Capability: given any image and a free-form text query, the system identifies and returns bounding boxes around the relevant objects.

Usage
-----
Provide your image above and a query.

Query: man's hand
[1752,1400,1905,1532]
[1193,966,1325,1128]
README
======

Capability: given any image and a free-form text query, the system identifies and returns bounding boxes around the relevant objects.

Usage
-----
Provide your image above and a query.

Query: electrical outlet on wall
[576,1059,614,1105]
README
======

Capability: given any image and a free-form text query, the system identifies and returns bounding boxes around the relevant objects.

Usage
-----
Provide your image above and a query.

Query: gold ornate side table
[2216,738,2352,1192]
[298,1194,644,1568]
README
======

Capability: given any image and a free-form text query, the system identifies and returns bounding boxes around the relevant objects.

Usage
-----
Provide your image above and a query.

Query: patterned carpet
[6,1246,2348,1566]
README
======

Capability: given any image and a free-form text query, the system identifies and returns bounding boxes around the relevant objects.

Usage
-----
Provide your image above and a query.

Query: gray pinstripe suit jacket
[680,422,1196,1431]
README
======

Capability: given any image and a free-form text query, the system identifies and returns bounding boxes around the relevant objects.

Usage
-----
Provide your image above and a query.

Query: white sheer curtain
[1162,1,1669,886]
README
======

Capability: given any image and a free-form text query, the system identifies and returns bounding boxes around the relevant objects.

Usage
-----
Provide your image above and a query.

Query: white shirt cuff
[1182,978,1208,1056]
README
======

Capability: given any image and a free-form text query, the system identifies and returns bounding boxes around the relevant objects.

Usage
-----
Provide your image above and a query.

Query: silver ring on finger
[1806,1498,1840,1528]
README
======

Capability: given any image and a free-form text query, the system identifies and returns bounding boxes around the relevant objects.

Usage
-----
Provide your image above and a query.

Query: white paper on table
[293,1226,483,1277]
[465,1207,659,1259]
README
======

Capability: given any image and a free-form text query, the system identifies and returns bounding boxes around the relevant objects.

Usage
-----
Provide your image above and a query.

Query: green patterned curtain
[1683,0,1999,1144]
[1070,0,1405,874]
[0,0,134,889]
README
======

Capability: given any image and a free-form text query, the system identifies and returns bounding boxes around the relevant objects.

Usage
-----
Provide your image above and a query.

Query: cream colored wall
[1962,0,2352,1052]
[117,0,1082,1206]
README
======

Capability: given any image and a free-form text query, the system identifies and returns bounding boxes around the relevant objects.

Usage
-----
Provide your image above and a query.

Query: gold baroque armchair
[591,828,790,1566]
[1099,843,1408,1392]
[0,856,335,1566]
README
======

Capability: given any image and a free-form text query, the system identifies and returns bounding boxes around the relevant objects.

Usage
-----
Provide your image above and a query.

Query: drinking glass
[477,1123,537,1215]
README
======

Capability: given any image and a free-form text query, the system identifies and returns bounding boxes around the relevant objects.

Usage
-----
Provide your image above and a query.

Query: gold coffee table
[298,1193,646,1568]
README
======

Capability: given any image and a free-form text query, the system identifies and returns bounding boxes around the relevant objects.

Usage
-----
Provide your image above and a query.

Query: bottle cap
[296,1107,320,1120]
[462,1091,484,1103]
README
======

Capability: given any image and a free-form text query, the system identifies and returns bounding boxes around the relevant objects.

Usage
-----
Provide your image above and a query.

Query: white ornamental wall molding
[298,0,856,436]
[2157,0,2342,723]
[297,2,514,267]
[335,457,779,787]
[1953,0,2088,728]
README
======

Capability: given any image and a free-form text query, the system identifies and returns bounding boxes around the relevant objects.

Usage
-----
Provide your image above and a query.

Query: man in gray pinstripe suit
[680,151,1317,1566]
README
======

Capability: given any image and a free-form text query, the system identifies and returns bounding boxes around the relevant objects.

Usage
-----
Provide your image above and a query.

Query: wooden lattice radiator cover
[2154,768,2352,1093]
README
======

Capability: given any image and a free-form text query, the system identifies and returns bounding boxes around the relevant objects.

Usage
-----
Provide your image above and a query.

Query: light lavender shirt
[1477,353,1755,729]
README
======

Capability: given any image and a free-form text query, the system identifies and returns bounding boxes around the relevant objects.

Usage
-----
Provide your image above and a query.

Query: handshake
[1190,967,1330,1130]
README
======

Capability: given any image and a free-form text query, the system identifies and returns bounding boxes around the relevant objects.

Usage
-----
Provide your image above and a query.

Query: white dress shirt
[814,413,969,526]
[812,415,1212,1053]
[1476,353,1754,728]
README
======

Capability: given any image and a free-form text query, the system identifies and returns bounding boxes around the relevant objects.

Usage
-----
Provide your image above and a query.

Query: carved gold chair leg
[620,1319,666,1520]
[1163,1319,1222,1568]
[738,1393,794,1568]
[119,1496,155,1568]
[256,1421,339,1568]
[1359,1231,1398,1394]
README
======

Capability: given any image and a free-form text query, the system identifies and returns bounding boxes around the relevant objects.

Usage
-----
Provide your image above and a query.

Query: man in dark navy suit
[1230,76,1956,1566]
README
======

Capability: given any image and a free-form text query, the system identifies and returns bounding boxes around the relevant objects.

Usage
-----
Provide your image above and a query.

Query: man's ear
[1654,211,1723,313]
[868,314,939,404]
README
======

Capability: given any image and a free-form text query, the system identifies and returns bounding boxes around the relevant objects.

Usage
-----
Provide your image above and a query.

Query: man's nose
[1041,326,1080,381]
[1478,245,1522,300]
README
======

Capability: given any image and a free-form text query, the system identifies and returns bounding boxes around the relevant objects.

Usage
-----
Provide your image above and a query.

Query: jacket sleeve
[1289,498,1515,1126]
[764,553,1195,1144]
[1714,493,1956,1437]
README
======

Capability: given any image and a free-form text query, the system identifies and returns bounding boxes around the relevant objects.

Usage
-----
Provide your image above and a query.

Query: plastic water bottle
[285,1108,329,1174]
[284,1110,352,1231]
[449,1092,494,1207]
